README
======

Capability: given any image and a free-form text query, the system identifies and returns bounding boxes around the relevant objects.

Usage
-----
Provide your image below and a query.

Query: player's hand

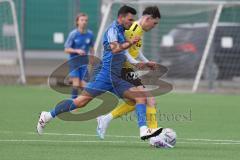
[135,62,145,69]
[75,49,86,56]
[129,36,141,45]
[146,61,157,70]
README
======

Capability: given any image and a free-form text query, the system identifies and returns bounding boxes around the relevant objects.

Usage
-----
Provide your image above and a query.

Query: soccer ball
[162,128,177,146]
[149,128,177,148]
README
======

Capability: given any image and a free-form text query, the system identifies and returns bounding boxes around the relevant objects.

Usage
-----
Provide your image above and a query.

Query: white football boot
[140,126,163,140]
[36,111,52,135]
[96,115,110,140]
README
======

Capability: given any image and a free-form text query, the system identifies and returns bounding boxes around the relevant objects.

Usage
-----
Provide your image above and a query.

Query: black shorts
[121,68,143,87]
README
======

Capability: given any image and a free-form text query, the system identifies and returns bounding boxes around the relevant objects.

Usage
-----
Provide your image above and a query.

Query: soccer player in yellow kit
[97,6,161,139]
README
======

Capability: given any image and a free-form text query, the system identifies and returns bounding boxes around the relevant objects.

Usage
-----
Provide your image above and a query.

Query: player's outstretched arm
[110,36,141,54]
[138,51,149,62]
[138,51,157,70]
[125,52,145,69]
[125,51,139,64]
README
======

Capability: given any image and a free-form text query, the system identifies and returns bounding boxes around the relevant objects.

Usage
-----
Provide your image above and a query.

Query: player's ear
[120,15,126,21]
[118,15,123,22]
[146,16,152,21]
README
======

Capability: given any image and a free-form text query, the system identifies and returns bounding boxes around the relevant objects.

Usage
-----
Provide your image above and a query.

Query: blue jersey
[64,29,94,65]
[95,20,127,82]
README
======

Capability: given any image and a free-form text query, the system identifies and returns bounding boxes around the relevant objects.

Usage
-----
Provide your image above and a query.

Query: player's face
[77,16,88,29]
[122,13,135,30]
[143,16,159,31]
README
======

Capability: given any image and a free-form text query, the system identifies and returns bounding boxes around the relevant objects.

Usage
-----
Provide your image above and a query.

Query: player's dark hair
[75,13,88,26]
[117,5,137,17]
[142,6,161,19]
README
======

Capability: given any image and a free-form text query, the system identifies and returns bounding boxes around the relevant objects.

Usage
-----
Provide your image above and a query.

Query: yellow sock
[111,101,135,118]
[147,106,158,129]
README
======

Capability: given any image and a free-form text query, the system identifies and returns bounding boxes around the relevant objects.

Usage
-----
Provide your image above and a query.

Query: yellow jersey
[124,21,144,68]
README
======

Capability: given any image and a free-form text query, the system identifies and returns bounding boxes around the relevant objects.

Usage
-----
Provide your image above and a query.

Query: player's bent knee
[72,78,81,87]
[74,95,93,108]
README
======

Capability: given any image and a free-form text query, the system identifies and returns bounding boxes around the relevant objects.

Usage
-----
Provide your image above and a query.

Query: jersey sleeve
[64,31,75,48]
[106,27,118,43]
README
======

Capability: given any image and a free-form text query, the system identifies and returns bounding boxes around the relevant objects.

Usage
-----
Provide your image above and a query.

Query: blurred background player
[97,6,161,139]
[37,5,162,140]
[64,13,94,99]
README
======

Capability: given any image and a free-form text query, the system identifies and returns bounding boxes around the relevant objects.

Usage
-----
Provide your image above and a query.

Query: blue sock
[71,87,78,99]
[135,104,147,128]
[50,99,77,118]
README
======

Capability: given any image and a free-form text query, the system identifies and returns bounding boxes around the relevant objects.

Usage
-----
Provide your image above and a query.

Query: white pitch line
[1,139,240,145]
[34,132,138,138]
[31,132,240,143]
[178,138,240,143]
[1,131,240,144]
[0,139,144,144]
[1,131,138,138]
[177,141,240,145]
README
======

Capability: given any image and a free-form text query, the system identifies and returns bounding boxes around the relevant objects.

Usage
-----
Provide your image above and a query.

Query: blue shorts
[69,64,88,80]
[85,74,134,98]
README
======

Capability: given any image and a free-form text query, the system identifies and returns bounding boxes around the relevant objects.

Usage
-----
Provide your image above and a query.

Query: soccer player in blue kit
[37,5,162,140]
[64,13,94,99]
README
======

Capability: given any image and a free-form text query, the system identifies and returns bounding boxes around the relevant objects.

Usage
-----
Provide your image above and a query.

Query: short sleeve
[64,31,75,48]
[107,27,118,43]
